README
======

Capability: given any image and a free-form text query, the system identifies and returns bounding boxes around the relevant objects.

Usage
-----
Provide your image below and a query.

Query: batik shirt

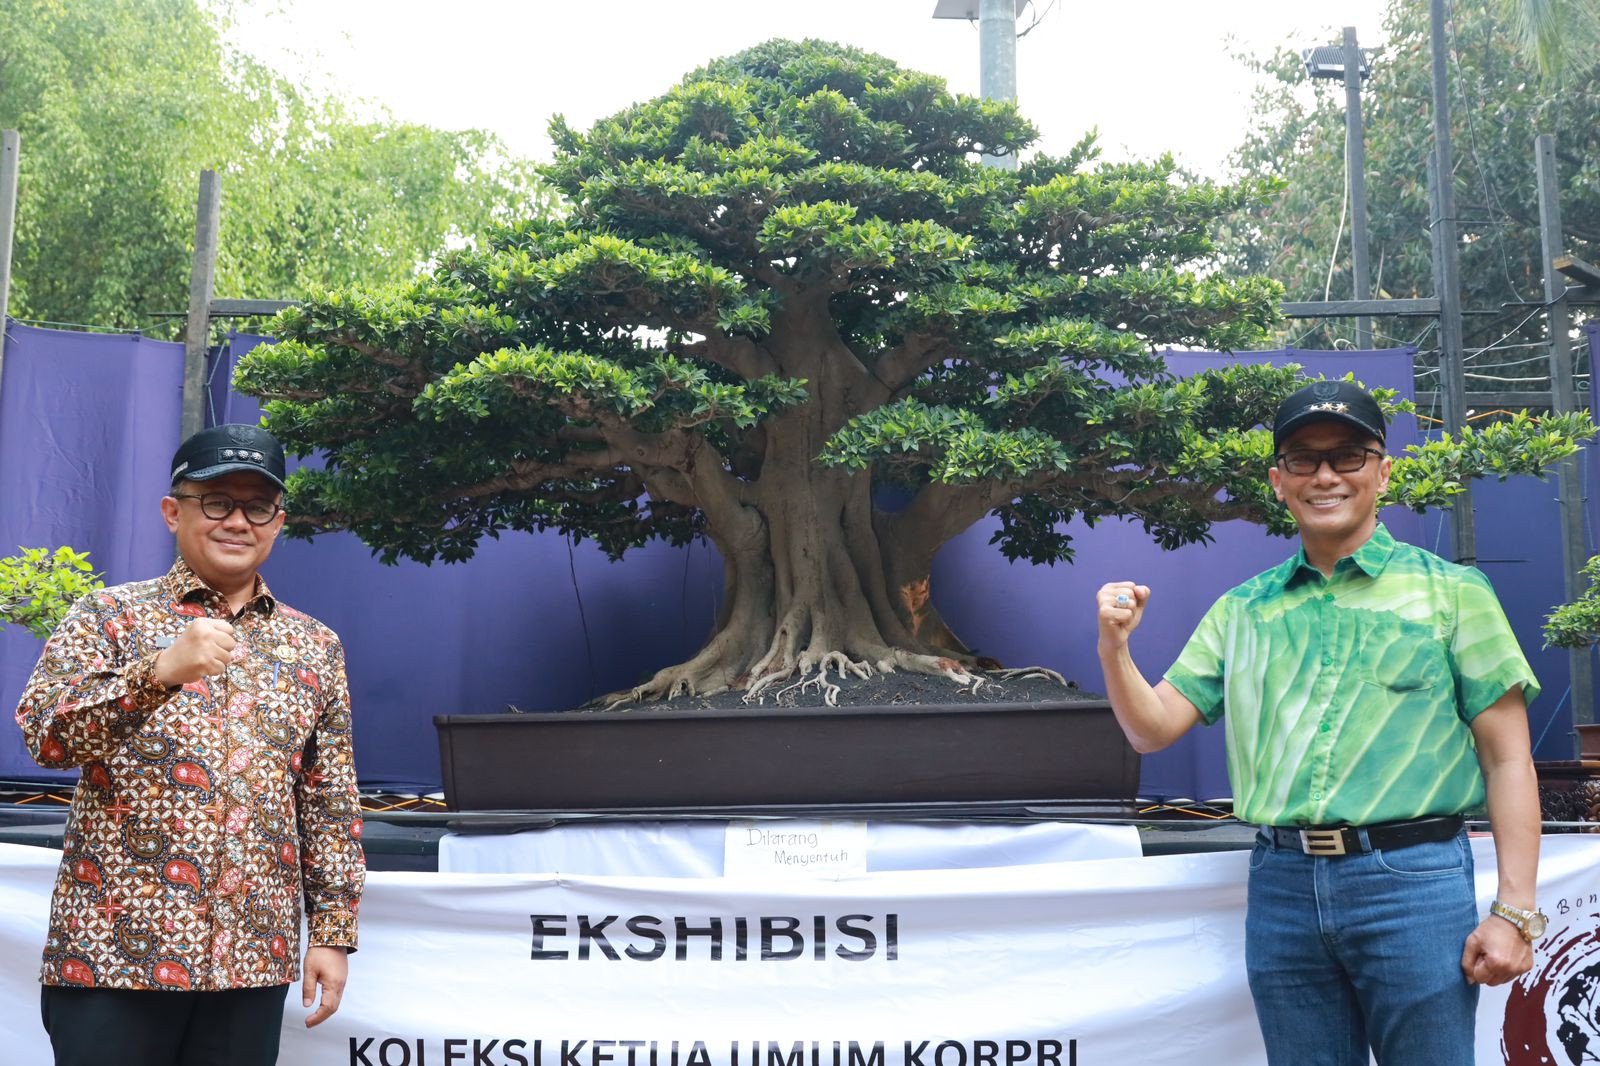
[14,559,364,991]
[1165,524,1539,827]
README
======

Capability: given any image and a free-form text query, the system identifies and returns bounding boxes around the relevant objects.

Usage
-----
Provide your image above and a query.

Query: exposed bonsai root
[868,648,978,686]
[739,645,978,705]
[987,666,1069,686]
[773,667,840,707]
[597,647,1067,710]
[596,645,741,709]
[825,650,870,678]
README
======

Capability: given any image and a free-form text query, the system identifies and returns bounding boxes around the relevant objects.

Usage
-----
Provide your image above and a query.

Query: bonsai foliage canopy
[236,39,1592,706]
[1546,555,1600,650]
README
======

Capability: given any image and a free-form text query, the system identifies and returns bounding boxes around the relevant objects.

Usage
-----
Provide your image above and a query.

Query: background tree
[1221,0,1598,375]
[0,547,103,639]
[237,39,1590,705]
[1501,0,1600,80]
[0,0,550,333]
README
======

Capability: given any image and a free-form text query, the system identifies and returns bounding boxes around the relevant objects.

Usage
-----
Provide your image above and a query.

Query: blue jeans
[1245,827,1479,1066]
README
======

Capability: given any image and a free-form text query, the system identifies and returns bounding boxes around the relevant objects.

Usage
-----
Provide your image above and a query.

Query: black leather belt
[1266,814,1464,857]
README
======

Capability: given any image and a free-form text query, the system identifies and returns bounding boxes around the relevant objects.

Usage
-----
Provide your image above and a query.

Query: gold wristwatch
[1489,900,1548,942]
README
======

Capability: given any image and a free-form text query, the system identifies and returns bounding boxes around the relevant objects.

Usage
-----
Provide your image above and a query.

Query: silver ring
[1114,593,1131,607]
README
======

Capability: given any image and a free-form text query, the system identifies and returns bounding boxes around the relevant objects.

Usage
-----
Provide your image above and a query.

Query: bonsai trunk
[603,461,984,707]
[600,298,1057,709]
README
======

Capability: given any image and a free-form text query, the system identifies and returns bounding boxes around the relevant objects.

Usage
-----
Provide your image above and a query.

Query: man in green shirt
[1095,380,1544,1065]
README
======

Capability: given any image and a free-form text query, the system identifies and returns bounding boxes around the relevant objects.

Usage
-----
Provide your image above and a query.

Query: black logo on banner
[529,914,900,961]
[1502,896,1600,1063]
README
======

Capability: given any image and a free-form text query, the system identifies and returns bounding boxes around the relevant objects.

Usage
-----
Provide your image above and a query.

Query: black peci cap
[169,424,286,491]
[1272,380,1386,451]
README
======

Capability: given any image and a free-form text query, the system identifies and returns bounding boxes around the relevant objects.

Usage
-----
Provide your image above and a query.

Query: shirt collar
[160,558,277,616]
[1279,523,1398,589]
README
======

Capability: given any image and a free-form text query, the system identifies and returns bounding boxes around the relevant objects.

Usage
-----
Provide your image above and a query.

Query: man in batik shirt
[15,424,365,1066]
[1093,380,1544,1066]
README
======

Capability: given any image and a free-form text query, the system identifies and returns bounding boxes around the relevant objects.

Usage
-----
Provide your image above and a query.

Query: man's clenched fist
[153,619,236,687]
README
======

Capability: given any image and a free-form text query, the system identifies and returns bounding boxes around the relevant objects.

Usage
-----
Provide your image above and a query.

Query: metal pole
[1342,28,1373,351]
[0,131,19,400]
[181,170,221,442]
[1536,132,1595,732]
[1428,0,1475,565]
[979,0,1017,171]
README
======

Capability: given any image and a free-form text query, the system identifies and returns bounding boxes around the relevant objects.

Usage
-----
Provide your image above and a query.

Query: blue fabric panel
[0,329,1587,796]
[0,323,186,782]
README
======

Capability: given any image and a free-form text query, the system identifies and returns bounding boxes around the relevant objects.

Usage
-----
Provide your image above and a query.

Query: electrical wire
[1461,304,1551,363]
[11,317,145,334]
[1530,686,1571,756]
[1016,0,1060,38]
[1446,5,1525,303]
[1324,133,1351,304]
[566,533,597,700]
[202,331,230,427]
[1466,372,1550,382]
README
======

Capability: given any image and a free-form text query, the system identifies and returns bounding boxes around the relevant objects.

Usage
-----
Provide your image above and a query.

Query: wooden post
[0,131,19,399]
[1535,133,1595,733]
[1427,0,1475,566]
[181,170,221,442]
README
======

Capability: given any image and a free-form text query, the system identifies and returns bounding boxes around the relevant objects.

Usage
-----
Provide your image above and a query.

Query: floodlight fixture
[1303,45,1372,81]
[932,0,1027,18]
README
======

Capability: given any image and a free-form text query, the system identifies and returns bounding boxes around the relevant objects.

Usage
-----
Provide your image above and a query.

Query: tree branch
[433,447,642,504]
[886,474,1049,557]
[681,334,777,380]
[873,331,949,395]
[327,336,413,369]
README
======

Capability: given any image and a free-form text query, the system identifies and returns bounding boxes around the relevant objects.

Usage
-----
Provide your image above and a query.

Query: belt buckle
[1299,828,1347,856]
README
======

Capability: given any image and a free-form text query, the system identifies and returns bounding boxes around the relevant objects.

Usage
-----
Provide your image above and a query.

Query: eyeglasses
[1275,446,1385,476]
[170,492,283,526]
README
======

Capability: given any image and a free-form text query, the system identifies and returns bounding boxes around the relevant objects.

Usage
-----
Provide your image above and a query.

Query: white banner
[437,821,1144,877]
[5,837,1600,1066]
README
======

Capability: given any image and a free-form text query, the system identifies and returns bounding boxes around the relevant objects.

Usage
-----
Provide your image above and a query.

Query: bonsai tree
[1546,555,1600,649]
[0,546,103,638]
[235,39,1592,706]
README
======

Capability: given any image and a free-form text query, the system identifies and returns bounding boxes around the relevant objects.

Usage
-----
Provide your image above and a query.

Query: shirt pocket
[1352,615,1449,695]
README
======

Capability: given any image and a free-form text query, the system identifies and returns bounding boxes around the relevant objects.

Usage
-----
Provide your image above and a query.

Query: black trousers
[40,983,289,1066]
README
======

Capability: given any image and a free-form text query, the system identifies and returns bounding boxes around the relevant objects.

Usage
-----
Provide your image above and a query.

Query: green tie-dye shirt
[1165,524,1539,827]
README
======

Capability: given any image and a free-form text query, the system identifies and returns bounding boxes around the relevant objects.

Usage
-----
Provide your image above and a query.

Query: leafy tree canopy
[1221,0,1599,364]
[0,0,551,333]
[1546,555,1600,649]
[0,546,103,639]
[238,39,1590,704]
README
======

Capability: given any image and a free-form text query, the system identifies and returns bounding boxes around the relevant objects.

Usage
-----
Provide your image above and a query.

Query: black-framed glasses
[170,492,283,525]
[1275,446,1385,476]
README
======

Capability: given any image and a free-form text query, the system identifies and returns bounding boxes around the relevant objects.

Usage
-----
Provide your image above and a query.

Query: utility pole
[979,0,1018,170]
[0,131,19,400]
[1342,28,1373,350]
[1428,0,1474,565]
[1535,133,1595,732]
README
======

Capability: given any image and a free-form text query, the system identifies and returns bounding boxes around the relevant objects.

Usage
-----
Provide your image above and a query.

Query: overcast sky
[231,0,1393,178]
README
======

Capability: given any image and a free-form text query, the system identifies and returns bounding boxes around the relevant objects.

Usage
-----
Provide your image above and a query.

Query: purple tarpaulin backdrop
[1,325,1595,796]
[0,324,187,785]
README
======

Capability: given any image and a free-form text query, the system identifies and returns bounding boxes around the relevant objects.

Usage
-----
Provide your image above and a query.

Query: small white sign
[723,819,868,879]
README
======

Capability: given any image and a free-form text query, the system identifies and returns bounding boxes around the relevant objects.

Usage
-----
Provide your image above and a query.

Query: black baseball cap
[169,424,286,491]
[1272,380,1387,451]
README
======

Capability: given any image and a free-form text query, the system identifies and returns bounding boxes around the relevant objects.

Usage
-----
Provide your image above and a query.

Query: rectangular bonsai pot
[434,700,1137,811]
